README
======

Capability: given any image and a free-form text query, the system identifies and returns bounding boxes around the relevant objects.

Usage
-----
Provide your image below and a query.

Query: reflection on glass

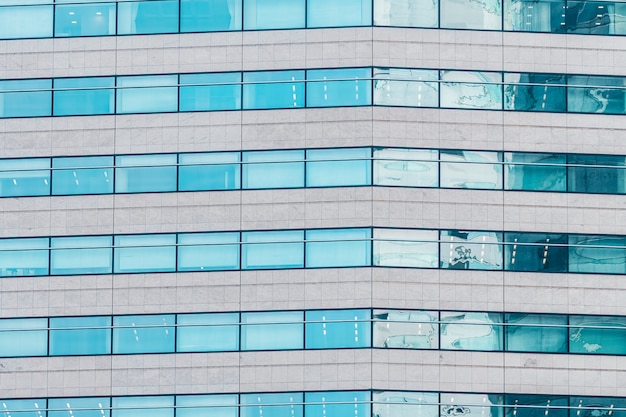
[504,152,566,191]
[567,154,626,194]
[373,148,439,187]
[305,228,371,268]
[177,313,239,352]
[50,236,113,275]
[504,0,565,32]
[113,315,175,354]
[306,148,371,187]
[177,232,240,271]
[374,392,438,417]
[569,397,626,417]
[241,230,304,269]
[112,396,174,417]
[568,235,626,274]
[117,0,179,35]
[176,395,239,417]
[374,0,438,27]
[441,150,502,189]
[0,399,48,417]
[53,77,115,116]
[374,68,439,107]
[305,309,371,348]
[441,231,503,270]
[568,75,626,114]
[0,318,47,357]
[240,311,304,350]
[308,0,372,27]
[115,154,177,193]
[243,70,305,109]
[441,71,503,109]
[440,394,503,417]
[242,150,304,189]
[305,392,371,417]
[505,313,567,352]
[181,0,242,32]
[373,310,439,349]
[570,315,626,354]
[373,228,439,268]
[179,152,240,191]
[49,397,111,417]
[0,237,49,277]
[116,75,178,114]
[179,72,241,111]
[307,68,372,107]
[0,79,52,118]
[504,233,568,272]
[54,3,116,37]
[503,395,568,417]
[0,5,52,39]
[50,316,112,355]
[504,73,566,112]
[243,0,305,29]
[114,234,177,273]
[565,1,626,34]
[440,313,503,351]
[441,0,502,29]
[0,158,50,197]
[52,156,114,195]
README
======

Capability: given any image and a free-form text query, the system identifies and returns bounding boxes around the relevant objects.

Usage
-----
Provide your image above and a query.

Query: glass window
[305,392,370,417]
[0,79,52,118]
[307,68,372,107]
[50,236,113,275]
[373,68,439,108]
[241,311,304,350]
[504,0,565,32]
[117,0,178,35]
[440,394,503,417]
[181,0,242,32]
[504,73,566,112]
[112,396,174,417]
[241,393,303,417]
[0,5,52,39]
[305,228,371,268]
[0,318,47,357]
[569,397,626,417]
[568,75,626,115]
[565,1,626,34]
[373,228,439,268]
[114,234,177,273]
[306,309,371,348]
[373,310,439,349]
[570,315,626,354]
[503,395,568,417]
[53,77,115,116]
[115,154,177,193]
[243,70,305,109]
[50,316,112,356]
[113,315,175,354]
[503,233,568,273]
[243,0,305,29]
[567,154,626,194]
[242,150,304,189]
[0,400,47,417]
[54,2,116,37]
[441,231,503,270]
[441,0,502,29]
[374,0,438,27]
[505,313,567,352]
[504,152,566,191]
[116,75,178,114]
[440,312,503,351]
[373,148,439,187]
[179,72,242,112]
[49,397,111,417]
[306,148,371,187]
[440,71,503,110]
[241,230,304,269]
[0,237,49,277]
[176,395,238,417]
[373,391,439,417]
[307,0,371,27]
[52,156,114,195]
[0,158,50,197]
[178,232,240,271]
[569,235,626,274]
[178,152,240,191]
[177,313,239,352]
[440,150,503,189]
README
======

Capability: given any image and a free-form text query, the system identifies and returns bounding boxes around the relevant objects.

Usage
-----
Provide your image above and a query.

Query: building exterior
[1,1,626,417]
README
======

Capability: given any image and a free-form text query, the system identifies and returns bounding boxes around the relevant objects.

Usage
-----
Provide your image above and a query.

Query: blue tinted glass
[241,311,304,350]
[0,158,50,197]
[50,236,113,275]
[441,230,503,270]
[180,73,241,111]
[305,392,370,417]
[114,234,176,273]
[306,148,371,187]
[374,0,438,27]
[441,0,502,29]
[568,235,626,274]
[440,71,503,110]
[306,310,371,348]
[242,150,304,189]
[0,400,47,417]
[440,312,503,351]
[504,233,567,273]
[113,315,175,354]
[503,0,564,32]
[373,391,439,417]
[116,75,178,114]
[568,154,626,194]
[177,313,239,352]
[112,396,174,417]
[504,73,566,112]
[0,79,52,117]
[115,154,177,193]
[505,313,567,353]
[0,6,52,39]
[0,318,47,357]
[54,3,116,37]
[243,0,305,29]
[53,77,115,116]
[49,398,111,417]
[117,1,178,34]
[241,393,304,417]
[372,309,439,349]
[568,75,626,115]
[242,230,304,269]
[373,68,439,107]
[176,395,238,417]
[306,228,372,268]
[307,0,372,27]
[181,0,242,32]
[0,237,49,277]
[243,71,305,109]
[177,232,240,271]
[570,316,626,355]
[52,156,114,195]
[440,150,502,190]
[179,152,240,191]
[504,152,566,192]
[307,68,372,107]
[50,316,112,355]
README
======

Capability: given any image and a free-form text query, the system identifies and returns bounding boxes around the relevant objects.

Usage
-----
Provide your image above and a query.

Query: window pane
[566,0,626,34]
[49,397,111,417]
[179,72,241,111]
[117,0,178,34]
[243,0,305,29]
[373,310,439,349]
[441,312,503,350]
[373,148,438,187]
[176,395,238,417]
[504,152,566,191]
[440,394,503,417]
[504,395,568,417]
[441,0,502,29]
[570,315,626,354]
[0,237,49,277]
[113,315,175,354]
[440,150,502,190]
[114,234,177,273]
[306,309,371,348]
[440,71,503,110]
[374,68,439,107]
[374,0,438,27]
[0,318,47,357]
[569,235,626,274]
[241,311,304,350]
[242,230,304,269]
[178,152,240,191]
[568,75,626,115]
[0,79,52,117]
[51,236,113,275]
[112,396,174,417]
[241,393,303,417]
[569,397,626,417]
[504,233,568,273]
[52,156,114,195]
[116,75,178,114]
[53,77,115,116]
[177,232,240,271]
[373,391,439,417]
[504,0,565,32]
[568,154,626,194]
[242,150,304,189]
[0,158,50,197]
[243,70,305,109]
[0,6,52,39]
[504,73,566,112]
[307,0,371,27]
[0,400,47,417]
[115,154,177,193]
[181,0,242,32]
[305,392,370,417]
[505,313,567,352]
[55,3,116,37]
[306,148,371,187]
[306,228,371,268]
[307,68,372,107]
[441,230,503,270]
[50,316,112,355]
[177,313,239,352]
[373,229,439,268]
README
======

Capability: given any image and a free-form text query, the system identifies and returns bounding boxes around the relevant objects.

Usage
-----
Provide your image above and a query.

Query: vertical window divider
[177,0,182,33]
[46,316,51,356]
